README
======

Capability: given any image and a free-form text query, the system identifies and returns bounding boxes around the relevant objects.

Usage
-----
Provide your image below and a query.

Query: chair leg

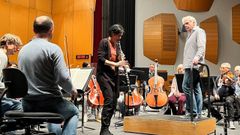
[223,104,228,135]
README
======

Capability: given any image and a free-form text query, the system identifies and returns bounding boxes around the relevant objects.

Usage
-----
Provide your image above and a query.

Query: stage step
[124,114,216,135]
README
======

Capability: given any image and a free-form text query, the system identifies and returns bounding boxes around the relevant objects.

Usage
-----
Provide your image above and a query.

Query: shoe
[96,109,102,122]
[100,128,113,135]
[84,113,88,123]
[180,112,197,119]
[229,121,236,130]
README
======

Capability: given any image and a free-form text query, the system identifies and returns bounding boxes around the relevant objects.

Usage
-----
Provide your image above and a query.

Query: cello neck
[154,61,158,89]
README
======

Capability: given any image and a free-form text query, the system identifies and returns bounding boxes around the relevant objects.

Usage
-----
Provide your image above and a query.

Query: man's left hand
[192,57,199,65]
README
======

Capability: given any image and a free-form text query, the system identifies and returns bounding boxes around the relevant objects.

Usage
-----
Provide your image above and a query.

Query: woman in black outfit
[97,24,128,135]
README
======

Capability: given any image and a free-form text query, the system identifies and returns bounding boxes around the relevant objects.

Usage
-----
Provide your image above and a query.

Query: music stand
[157,70,168,81]
[115,74,138,127]
[70,68,94,132]
[175,74,184,93]
[200,76,216,97]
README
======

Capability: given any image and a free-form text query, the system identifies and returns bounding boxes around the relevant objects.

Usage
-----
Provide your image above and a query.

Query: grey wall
[135,0,240,75]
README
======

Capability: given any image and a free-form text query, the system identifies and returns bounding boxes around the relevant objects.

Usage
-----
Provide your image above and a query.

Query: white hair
[221,62,231,69]
[234,65,240,71]
[182,16,197,26]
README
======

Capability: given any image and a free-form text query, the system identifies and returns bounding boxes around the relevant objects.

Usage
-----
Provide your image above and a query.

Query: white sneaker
[229,121,235,130]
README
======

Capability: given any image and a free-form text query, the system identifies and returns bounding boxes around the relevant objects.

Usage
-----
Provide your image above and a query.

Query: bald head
[33,16,53,35]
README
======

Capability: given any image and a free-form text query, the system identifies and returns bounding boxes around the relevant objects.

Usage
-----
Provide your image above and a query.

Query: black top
[97,38,120,81]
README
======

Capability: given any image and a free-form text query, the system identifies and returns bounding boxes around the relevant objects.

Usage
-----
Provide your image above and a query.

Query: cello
[88,75,104,108]
[146,59,168,109]
[124,76,144,108]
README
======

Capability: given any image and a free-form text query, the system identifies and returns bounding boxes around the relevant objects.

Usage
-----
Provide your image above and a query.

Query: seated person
[0,33,22,117]
[233,65,240,117]
[216,63,236,129]
[168,64,186,115]
[18,16,79,135]
[234,65,240,97]
[148,64,155,78]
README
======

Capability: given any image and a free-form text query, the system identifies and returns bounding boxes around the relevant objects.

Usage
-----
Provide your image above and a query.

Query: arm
[169,77,177,97]
[98,39,127,69]
[193,29,206,65]
[52,46,77,97]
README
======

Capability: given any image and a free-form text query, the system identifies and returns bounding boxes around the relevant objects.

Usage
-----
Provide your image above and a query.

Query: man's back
[18,38,72,96]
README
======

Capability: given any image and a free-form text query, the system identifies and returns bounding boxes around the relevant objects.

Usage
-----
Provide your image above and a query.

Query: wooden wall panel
[8,4,29,62]
[52,0,95,67]
[200,16,219,64]
[74,0,96,11]
[0,0,52,63]
[52,12,74,66]
[52,0,74,14]
[0,0,95,67]
[232,4,240,44]
[0,1,10,36]
[174,0,214,12]
[36,0,52,13]
[144,13,178,65]
[9,0,29,7]
[28,9,37,40]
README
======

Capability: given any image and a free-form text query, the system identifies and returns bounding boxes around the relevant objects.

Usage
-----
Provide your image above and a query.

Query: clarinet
[118,42,131,94]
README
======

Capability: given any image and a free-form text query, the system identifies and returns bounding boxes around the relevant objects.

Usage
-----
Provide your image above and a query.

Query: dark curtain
[92,0,103,63]
[103,0,135,67]
[93,0,135,66]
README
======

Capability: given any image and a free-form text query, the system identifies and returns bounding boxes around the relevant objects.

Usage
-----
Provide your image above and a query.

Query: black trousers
[97,74,119,129]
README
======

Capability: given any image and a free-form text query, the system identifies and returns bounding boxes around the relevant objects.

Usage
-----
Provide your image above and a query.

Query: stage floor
[12,106,240,135]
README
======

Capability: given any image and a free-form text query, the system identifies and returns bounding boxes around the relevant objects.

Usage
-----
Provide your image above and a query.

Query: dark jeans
[203,96,222,120]
[218,86,235,120]
[97,74,118,130]
[1,97,22,117]
[182,68,202,115]
[22,95,79,135]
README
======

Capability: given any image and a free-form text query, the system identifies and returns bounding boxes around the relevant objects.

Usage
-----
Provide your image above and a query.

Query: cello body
[125,84,143,108]
[146,60,168,109]
[88,75,104,107]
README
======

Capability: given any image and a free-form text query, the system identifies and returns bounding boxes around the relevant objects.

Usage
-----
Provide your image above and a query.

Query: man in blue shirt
[18,16,79,135]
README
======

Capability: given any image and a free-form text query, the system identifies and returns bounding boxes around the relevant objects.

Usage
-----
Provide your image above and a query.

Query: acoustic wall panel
[144,13,178,65]
[232,4,240,44]
[200,16,219,64]
[174,0,214,12]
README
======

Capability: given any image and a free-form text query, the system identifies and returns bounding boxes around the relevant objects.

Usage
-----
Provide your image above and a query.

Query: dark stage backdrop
[93,0,135,67]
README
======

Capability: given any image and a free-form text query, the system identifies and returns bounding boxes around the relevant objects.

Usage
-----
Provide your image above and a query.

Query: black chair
[0,68,64,134]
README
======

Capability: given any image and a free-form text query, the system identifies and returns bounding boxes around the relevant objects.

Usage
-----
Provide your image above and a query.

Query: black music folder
[175,74,184,93]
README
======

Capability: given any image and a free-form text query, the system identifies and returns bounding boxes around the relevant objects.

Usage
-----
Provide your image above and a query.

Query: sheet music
[70,68,93,91]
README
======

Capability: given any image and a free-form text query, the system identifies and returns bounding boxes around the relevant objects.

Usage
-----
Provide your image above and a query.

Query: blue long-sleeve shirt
[18,38,74,96]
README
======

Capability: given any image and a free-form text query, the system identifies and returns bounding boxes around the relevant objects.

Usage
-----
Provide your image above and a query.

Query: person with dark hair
[0,33,22,117]
[18,16,79,135]
[82,62,91,68]
[97,24,128,135]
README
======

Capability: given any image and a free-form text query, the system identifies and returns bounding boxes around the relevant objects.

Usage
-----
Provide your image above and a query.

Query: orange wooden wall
[0,0,95,67]
[52,0,95,67]
[0,0,51,62]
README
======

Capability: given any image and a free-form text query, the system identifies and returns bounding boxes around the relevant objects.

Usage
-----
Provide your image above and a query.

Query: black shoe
[100,129,113,135]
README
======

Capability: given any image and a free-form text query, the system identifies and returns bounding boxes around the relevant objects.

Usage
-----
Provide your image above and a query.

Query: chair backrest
[2,68,28,98]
